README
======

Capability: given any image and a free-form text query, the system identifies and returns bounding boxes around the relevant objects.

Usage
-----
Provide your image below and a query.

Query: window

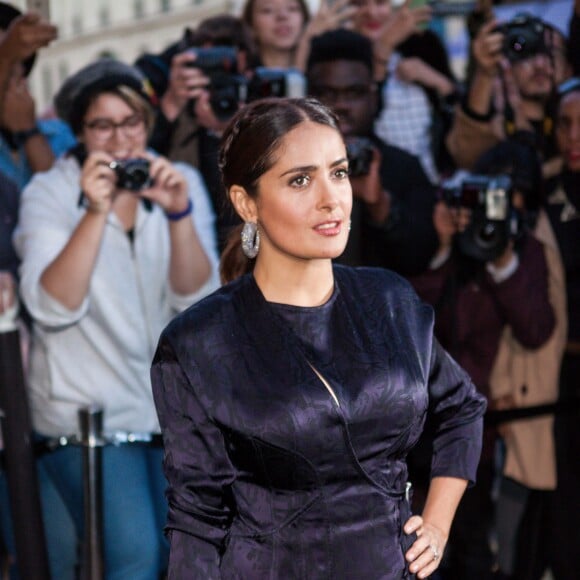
[41,65,53,107]
[134,0,145,18]
[58,61,69,84]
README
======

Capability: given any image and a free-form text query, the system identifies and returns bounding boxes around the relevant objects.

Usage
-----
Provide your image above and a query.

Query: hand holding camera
[0,12,57,63]
[162,51,210,121]
[136,153,189,216]
[439,173,520,262]
[81,151,187,217]
[346,137,391,224]
[472,18,505,76]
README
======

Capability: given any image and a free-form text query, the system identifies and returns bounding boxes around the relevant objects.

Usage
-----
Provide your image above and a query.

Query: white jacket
[13,155,220,437]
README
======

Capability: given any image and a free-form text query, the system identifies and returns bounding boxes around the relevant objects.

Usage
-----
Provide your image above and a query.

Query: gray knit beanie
[54,59,157,134]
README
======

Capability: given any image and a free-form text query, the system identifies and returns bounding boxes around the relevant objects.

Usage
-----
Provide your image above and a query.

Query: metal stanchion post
[78,406,105,580]
[0,309,50,579]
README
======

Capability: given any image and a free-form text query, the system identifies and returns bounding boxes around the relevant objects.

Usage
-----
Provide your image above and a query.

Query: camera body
[496,13,547,63]
[185,46,247,120]
[184,49,307,119]
[109,158,152,192]
[441,174,519,261]
[346,137,374,178]
[247,67,306,102]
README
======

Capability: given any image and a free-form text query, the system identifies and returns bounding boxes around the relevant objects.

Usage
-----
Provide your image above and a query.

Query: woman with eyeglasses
[13,59,220,579]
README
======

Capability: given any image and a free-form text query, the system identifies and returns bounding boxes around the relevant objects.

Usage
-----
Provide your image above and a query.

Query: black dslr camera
[246,67,306,102]
[496,13,548,62]
[109,159,152,192]
[346,137,374,178]
[185,46,247,120]
[441,173,520,261]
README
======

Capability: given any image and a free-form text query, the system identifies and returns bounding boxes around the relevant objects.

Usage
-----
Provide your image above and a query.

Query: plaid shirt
[374,53,439,184]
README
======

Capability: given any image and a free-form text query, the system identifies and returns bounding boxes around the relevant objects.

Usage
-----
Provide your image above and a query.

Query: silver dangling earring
[241,221,260,258]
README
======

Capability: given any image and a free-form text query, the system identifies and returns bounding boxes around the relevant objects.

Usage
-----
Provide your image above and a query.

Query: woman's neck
[253,257,334,307]
[259,46,295,69]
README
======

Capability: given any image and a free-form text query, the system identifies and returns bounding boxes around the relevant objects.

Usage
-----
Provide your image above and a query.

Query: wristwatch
[12,125,41,147]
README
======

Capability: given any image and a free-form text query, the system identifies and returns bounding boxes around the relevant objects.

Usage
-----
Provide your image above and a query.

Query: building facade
[12,0,234,113]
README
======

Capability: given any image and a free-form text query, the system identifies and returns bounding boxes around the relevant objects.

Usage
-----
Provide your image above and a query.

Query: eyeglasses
[309,84,372,103]
[83,113,145,141]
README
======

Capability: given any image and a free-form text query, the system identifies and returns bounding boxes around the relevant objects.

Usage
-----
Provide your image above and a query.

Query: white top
[13,155,220,437]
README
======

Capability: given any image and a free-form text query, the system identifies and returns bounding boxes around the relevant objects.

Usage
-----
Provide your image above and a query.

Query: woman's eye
[290,174,310,188]
[334,167,349,179]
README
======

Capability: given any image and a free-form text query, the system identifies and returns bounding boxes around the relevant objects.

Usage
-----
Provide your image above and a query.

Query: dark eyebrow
[279,158,348,178]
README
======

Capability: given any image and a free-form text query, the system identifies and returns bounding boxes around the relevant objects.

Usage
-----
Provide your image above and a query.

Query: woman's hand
[139,153,189,215]
[404,515,447,578]
[305,0,356,38]
[375,0,432,57]
[80,151,117,214]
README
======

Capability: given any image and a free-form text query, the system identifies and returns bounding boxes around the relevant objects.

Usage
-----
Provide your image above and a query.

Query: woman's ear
[229,185,258,223]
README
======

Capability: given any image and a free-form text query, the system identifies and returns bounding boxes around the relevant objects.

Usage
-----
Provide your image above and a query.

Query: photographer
[483,140,567,580]
[13,59,219,579]
[408,145,557,579]
[136,15,253,251]
[447,12,566,182]
[306,28,439,276]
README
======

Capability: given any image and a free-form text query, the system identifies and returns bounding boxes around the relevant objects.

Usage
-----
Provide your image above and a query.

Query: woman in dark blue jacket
[151,97,486,579]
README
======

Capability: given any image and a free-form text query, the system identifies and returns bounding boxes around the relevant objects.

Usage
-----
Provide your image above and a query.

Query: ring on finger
[429,545,440,561]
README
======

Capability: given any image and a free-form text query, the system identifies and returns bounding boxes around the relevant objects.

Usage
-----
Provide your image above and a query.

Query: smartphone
[26,0,50,21]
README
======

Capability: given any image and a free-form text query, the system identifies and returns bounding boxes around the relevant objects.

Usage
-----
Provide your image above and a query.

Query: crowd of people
[0,0,579,579]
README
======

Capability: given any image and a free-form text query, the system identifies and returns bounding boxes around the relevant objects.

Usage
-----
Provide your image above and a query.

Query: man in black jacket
[306,29,438,276]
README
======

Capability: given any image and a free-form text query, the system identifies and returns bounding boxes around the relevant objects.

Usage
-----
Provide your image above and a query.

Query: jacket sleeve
[486,235,555,350]
[445,105,504,170]
[152,332,236,579]
[427,336,487,485]
[13,169,90,328]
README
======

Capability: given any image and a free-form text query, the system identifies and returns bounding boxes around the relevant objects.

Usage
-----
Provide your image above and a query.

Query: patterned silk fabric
[152,266,486,579]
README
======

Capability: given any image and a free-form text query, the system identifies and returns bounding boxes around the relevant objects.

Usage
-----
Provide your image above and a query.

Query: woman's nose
[317,180,340,210]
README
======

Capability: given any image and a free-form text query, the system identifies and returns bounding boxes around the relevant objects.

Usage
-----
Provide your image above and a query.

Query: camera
[346,137,374,178]
[109,158,152,192]
[185,46,247,120]
[441,173,520,261]
[246,67,306,102]
[496,13,547,63]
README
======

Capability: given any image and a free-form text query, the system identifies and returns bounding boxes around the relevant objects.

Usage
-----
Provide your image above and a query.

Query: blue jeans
[38,442,168,580]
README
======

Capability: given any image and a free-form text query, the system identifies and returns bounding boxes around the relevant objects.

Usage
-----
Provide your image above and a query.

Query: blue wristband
[165,198,193,221]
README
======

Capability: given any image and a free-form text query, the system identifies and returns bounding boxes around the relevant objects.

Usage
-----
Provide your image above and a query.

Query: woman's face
[556,91,580,172]
[239,121,352,266]
[81,93,147,158]
[250,0,305,52]
[351,0,393,43]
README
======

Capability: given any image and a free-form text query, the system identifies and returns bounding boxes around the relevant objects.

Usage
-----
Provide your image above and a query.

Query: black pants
[440,459,495,580]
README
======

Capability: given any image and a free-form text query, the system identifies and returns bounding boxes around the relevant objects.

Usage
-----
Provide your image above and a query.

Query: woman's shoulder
[161,275,250,341]
[334,264,417,297]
